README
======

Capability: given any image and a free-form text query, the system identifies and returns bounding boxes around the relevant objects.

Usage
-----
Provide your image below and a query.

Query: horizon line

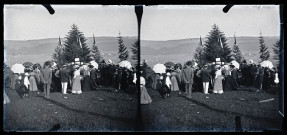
[4,35,280,41]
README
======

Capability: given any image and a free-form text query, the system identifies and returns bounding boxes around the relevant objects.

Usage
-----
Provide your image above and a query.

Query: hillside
[4,36,280,68]
[4,36,138,67]
[141,36,280,67]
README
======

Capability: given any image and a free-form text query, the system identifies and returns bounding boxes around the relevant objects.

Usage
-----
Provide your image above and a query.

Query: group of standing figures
[142,60,279,100]
[4,59,136,100]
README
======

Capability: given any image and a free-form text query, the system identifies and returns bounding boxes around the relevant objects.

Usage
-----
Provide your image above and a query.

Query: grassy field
[3,87,137,132]
[141,86,282,132]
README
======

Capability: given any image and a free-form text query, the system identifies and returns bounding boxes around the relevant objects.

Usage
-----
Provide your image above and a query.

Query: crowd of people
[4,58,136,100]
[142,58,279,101]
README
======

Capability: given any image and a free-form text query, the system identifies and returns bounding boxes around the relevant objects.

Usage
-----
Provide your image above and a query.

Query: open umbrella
[22,62,33,67]
[90,61,99,69]
[119,60,132,69]
[164,62,175,67]
[153,63,166,74]
[260,60,274,69]
[231,60,240,69]
[11,63,25,74]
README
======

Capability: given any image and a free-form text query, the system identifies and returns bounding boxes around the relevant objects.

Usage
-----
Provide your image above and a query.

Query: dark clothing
[59,68,69,82]
[82,75,91,91]
[201,68,211,82]
[231,69,239,89]
[90,68,97,80]
[90,68,98,90]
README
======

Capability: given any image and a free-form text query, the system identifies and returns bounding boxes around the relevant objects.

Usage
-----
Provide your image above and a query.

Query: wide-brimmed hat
[25,72,29,76]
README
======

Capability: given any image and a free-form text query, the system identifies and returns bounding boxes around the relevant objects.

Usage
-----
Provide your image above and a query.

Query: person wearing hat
[181,61,194,98]
[89,64,98,90]
[200,64,211,94]
[23,72,30,98]
[71,64,82,94]
[230,64,239,90]
[59,65,69,94]
[213,65,224,94]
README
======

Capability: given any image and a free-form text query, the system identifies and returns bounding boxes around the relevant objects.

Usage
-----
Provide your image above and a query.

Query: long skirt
[29,77,38,91]
[141,86,152,104]
[82,75,91,91]
[170,76,179,91]
[72,76,82,94]
[213,76,223,94]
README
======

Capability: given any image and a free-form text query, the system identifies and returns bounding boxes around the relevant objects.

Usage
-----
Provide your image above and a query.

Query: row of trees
[193,24,280,68]
[52,24,138,66]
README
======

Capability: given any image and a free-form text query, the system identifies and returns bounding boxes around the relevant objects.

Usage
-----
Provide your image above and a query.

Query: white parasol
[152,63,166,74]
[119,60,132,69]
[90,61,98,69]
[260,60,274,69]
[231,60,240,69]
[11,63,25,74]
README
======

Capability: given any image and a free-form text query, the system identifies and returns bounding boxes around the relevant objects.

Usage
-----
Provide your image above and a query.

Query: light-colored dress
[29,72,38,91]
[213,75,224,94]
[140,76,152,104]
[72,69,82,94]
[170,72,179,91]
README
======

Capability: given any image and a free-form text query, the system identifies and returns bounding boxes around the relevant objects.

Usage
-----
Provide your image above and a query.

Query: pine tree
[131,40,139,62]
[193,36,206,68]
[91,34,102,63]
[118,32,129,61]
[204,24,232,63]
[232,33,244,62]
[63,24,91,63]
[272,40,280,61]
[258,32,270,62]
[52,36,65,67]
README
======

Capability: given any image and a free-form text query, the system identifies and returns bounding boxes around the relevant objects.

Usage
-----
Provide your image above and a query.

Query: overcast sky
[4,5,137,40]
[142,5,280,40]
[4,5,280,41]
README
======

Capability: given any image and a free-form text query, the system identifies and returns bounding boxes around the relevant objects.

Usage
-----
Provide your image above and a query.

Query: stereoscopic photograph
[3,5,138,131]
[3,4,284,132]
[140,5,283,131]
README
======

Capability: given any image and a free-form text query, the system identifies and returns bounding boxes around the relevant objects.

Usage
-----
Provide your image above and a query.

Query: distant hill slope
[141,36,280,67]
[4,36,279,68]
[4,36,138,67]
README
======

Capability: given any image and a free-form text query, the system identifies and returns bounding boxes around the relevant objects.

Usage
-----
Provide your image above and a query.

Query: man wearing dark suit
[40,63,52,99]
[181,61,194,98]
[201,65,211,94]
[90,65,98,90]
[59,65,69,94]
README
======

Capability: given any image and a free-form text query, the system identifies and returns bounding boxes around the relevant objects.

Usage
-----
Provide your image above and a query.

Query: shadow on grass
[40,96,136,125]
[182,95,279,125]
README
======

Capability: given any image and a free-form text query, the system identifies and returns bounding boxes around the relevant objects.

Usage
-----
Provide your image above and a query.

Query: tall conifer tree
[204,24,232,63]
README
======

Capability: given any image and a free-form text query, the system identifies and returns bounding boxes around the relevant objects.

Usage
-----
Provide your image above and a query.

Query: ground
[3,87,137,132]
[141,86,282,132]
[3,85,282,132]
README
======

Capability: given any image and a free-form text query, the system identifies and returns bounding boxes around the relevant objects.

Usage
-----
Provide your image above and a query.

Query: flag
[93,33,96,45]
[58,36,62,46]
[218,36,223,48]
[234,33,237,46]
[78,34,82,48]
[199,36,203,46]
